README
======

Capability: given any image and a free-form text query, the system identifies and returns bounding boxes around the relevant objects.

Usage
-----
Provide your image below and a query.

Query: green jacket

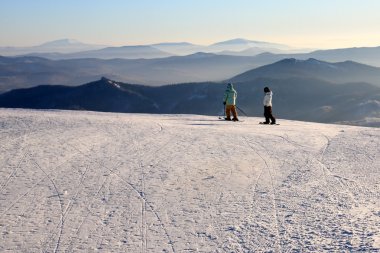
[223,83,237,105]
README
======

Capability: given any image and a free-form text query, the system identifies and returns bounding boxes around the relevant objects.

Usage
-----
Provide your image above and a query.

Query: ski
[218,117,244,122]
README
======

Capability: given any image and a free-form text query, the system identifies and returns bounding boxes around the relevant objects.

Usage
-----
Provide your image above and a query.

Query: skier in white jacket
[262,87,276,124]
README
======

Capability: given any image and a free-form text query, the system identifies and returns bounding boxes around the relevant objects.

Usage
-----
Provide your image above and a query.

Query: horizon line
[1,37,380,50]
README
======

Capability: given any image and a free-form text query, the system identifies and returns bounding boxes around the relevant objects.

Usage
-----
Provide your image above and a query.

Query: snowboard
[259,122,280,125]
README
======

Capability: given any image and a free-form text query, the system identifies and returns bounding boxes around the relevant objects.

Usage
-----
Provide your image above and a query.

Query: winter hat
[264,87,270,93]
[227,83,233,89]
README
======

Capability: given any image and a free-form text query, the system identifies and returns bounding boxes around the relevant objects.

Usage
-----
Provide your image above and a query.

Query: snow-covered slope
[0,109,379,252]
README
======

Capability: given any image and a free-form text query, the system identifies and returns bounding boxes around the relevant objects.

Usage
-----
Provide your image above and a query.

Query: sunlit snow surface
[0,109,379,252]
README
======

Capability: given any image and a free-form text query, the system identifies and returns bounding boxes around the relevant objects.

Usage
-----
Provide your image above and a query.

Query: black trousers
[264,106,276,123]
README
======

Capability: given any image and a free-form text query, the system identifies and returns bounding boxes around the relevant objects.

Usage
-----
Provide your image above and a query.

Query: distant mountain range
[0,53,264,92]
[1,39,380,93]
[206,38,293,53]
[254,46,380,68]
[231,58,380,86]
[1,38,380,68]
[0,38,296,59]
[1,55,380,94]
[27,45,174,60]
[0,39,107,55]
[2,39,380,126]
[1,72,380,127]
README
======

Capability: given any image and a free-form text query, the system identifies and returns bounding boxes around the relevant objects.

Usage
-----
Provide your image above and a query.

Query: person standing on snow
[262,87,276,124]
[223,83,239,121]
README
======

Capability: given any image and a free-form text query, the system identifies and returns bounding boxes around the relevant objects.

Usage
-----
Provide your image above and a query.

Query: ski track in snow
[0,109,379,252]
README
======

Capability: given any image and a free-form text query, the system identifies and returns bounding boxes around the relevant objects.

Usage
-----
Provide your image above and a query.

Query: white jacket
[263,91,273,107]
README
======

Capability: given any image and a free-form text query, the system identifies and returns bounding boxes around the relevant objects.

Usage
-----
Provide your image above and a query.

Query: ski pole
[219,104,226,119]
[236,105,248,117]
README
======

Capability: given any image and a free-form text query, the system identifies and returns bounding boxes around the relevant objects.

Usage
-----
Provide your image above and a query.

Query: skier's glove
[223,102,226,105]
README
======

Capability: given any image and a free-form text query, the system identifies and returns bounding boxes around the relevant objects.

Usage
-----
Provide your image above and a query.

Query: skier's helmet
[264,87,270,93]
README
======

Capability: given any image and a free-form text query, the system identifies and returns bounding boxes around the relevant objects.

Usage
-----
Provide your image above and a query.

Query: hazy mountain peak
[211,38,288,47]
[100,76,112,82]
[212,38,257,46]
[0,39,109,56]
[208,38,291,54]
[39,39,84,47]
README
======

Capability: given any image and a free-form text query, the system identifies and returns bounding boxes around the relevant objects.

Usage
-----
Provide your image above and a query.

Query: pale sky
[1,0,380,49]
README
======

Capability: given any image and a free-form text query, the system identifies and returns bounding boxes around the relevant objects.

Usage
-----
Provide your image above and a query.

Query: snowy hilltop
[0,109,379,252]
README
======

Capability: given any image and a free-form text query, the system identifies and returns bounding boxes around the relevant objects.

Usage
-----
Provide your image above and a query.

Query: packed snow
[0,109,379,252]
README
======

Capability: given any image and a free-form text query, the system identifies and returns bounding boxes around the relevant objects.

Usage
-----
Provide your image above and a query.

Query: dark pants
[264,106,276,124]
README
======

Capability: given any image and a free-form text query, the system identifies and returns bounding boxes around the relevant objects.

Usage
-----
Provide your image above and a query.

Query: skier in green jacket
[223,83,239,121]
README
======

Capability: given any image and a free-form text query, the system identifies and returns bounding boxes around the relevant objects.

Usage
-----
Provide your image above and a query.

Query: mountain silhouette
[230,58,380,86]
[0,38,106,55]
[1,75,380,126]
[25,45,173,60]
[0,54,262,92]
[2,38,295,59]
